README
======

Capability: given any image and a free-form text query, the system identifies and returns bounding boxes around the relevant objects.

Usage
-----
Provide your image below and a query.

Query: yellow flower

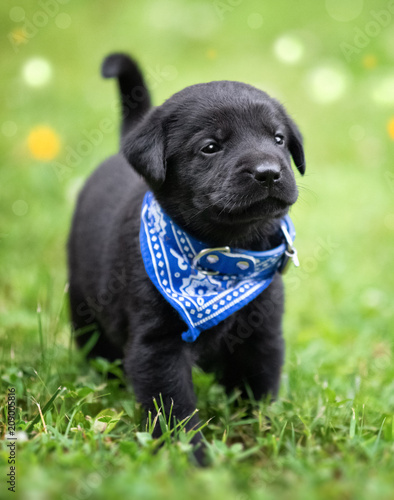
[11,28,28,45]
[387,118,394,140]
[363,54,377,69]
[28,126,61,160]
[206,49,217,60]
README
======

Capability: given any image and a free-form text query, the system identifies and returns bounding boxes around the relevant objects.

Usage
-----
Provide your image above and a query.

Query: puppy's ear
[287,117,306,175]
[122,109,166,188]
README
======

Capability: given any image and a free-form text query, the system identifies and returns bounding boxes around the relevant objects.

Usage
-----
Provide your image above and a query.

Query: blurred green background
[1,0,394,499]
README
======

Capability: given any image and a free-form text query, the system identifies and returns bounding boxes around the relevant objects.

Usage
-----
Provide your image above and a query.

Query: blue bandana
[140,191,297,342]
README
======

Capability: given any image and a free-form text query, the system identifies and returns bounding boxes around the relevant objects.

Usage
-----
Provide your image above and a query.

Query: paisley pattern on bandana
[139,191,296,342]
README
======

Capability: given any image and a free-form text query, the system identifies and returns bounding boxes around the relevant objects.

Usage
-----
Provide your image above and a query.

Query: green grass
[1,0,394,498]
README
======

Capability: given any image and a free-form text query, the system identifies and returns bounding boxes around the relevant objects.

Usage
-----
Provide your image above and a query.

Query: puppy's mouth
[210,195,290,224]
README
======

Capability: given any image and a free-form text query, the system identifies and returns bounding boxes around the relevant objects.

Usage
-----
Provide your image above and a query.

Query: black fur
[68,53,305,464]
[102,53,151,143]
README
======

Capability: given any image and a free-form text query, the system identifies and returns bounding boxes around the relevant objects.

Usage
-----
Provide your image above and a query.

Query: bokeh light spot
[325,0,363,22]
[2,121,18,138]
[362,288,385,308]
[247,13,263,30]
[372,75,394,105]
[306,65,349,103]
[55,13,72,29]
[387,118,394,140]
[146,2,218,39]
[22,58,52,87]
[9,6,25,22]
[28,126,61,160]
[180,3,219,40]
[274,35,304,64]
[12,200,28,217]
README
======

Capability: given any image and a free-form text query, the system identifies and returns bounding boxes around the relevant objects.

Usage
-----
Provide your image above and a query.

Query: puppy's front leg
[220,296,285,402]
[124,335,205,464]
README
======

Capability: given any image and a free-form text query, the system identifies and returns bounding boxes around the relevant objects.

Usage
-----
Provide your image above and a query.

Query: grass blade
[26,386,64,433]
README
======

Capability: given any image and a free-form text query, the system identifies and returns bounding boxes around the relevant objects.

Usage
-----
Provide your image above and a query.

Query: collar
[139,191,298,342]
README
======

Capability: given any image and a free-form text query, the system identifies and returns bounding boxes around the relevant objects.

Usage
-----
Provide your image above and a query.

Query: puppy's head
[123,81,305,247]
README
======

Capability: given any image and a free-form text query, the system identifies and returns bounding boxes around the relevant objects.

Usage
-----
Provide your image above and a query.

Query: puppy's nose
[254,163,281,185]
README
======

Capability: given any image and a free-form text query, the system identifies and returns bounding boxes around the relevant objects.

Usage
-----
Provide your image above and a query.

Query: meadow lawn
[1,1,394,498]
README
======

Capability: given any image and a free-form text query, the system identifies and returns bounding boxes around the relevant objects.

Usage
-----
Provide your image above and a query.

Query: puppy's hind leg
[68,283,123,362]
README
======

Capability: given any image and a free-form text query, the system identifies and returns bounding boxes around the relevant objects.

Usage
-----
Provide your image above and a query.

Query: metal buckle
[280,222,299,273]
[192,246,231,275]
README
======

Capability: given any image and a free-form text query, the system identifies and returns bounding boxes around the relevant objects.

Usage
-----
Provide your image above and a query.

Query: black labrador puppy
[67,53,305,464]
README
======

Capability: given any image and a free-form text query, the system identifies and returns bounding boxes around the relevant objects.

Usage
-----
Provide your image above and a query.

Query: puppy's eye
[201,142,221,154]
[275,134,285,145]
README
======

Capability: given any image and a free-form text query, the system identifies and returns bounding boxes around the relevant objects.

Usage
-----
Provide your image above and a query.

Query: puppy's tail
[101,53,151,143]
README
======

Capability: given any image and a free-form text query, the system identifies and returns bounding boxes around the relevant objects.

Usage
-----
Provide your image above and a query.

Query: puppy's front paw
[189,432,209,467]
